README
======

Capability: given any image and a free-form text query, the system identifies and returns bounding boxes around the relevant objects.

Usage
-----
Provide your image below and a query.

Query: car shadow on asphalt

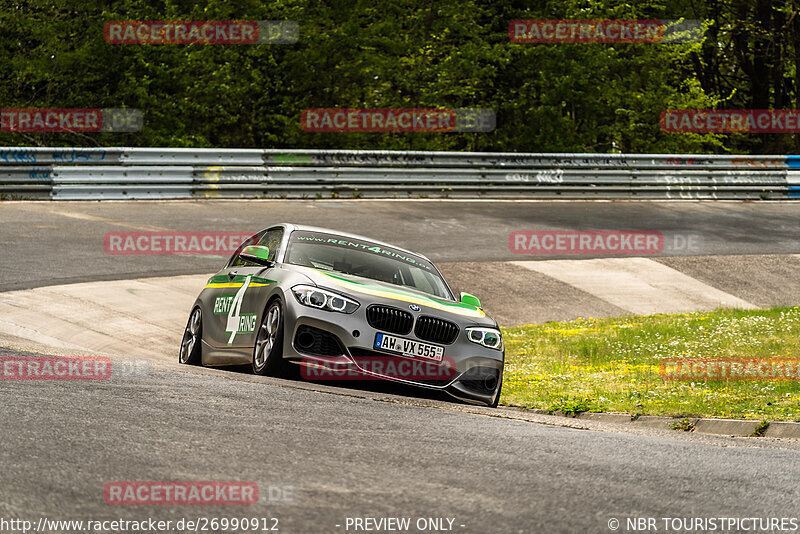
[219,364,457,405]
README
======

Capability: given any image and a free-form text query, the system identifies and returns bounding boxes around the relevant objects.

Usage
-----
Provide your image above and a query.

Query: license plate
[373,333,444,362]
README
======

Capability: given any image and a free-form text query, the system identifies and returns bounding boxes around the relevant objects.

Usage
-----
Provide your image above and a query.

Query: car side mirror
[240,245,273,266]
[460,292,482,308]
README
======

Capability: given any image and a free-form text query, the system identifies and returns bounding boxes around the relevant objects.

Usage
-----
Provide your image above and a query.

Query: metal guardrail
[0,147,794,200]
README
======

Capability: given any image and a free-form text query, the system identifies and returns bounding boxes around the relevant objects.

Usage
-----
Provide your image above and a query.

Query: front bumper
[281,290,504,406]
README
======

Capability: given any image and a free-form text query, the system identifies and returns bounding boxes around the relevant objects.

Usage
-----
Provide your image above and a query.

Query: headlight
[291,285,360,314]
[465,327,503,350]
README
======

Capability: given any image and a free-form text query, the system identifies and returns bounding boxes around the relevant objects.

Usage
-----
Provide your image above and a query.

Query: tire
[253,298,285,376]
[179,307,202,365]
[489,367,504,408]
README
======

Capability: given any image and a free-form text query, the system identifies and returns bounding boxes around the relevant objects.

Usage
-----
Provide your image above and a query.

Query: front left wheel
[253,298,285,376]
[179,307,202,365]
[489,367,503,408]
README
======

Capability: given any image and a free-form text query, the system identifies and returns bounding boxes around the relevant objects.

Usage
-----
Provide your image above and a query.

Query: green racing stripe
[204,274,275,289]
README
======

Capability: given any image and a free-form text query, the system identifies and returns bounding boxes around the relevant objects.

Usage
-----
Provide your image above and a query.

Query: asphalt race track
[4,199,800,291]
[2,200,800,533]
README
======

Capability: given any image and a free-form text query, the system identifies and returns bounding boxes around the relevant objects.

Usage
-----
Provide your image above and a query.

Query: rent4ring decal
[212,295,235,315]
[224,275,256,344]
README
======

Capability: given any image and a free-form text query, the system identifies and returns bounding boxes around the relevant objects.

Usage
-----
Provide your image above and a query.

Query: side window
[258,228,283,262]
[229,228,283,268]
[227,231,263,268]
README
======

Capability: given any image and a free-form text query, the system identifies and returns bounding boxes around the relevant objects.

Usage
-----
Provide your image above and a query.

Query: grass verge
[500,307,800,421]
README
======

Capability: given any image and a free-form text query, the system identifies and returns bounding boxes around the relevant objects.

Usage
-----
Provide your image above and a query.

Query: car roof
[272,223,432,262]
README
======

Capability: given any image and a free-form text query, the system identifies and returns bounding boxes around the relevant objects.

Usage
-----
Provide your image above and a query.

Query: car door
[217,228,284,352]
[201,231,263,360]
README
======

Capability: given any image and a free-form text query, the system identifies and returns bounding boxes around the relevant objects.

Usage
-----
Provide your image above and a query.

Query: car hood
[292,266,487,319]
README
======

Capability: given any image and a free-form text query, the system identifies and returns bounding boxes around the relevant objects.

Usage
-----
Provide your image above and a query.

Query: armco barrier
[786,156,800,199]
[0,147,793,200]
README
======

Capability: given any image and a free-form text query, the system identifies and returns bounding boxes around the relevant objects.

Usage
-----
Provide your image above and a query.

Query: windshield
[286,230,452,300]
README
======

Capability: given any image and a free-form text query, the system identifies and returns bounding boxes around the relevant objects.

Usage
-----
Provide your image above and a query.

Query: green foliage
[751,420,770,437]
[671,418,695,432]
[0,0,796,153]
[553,396,593,414]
